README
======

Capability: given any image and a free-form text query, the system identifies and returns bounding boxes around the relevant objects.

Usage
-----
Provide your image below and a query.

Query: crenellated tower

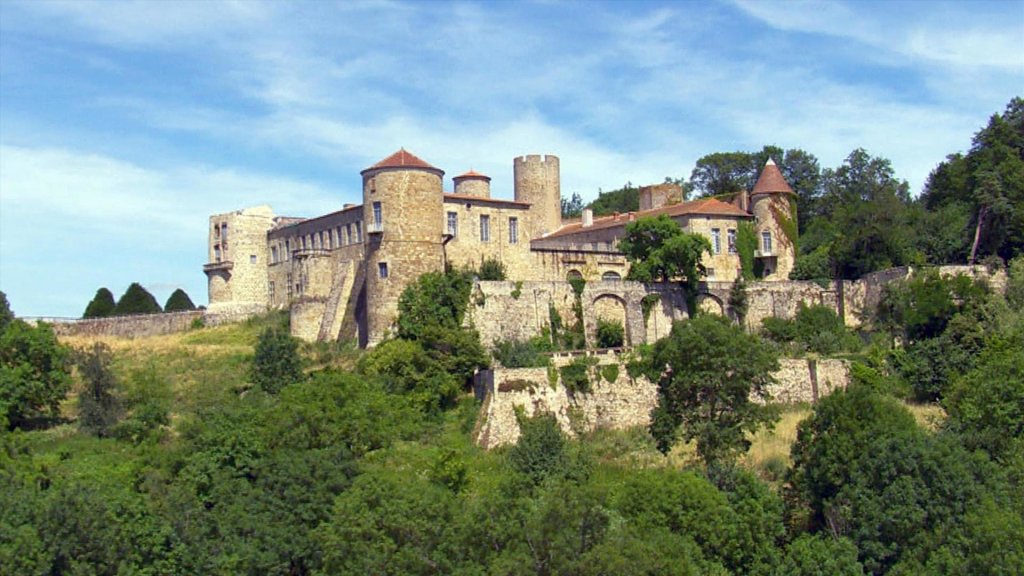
[513,154,561,237]
[360,149,446,345]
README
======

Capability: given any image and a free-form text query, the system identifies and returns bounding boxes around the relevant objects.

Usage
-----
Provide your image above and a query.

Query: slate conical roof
[751,158,795,196]
[362,148,443,175]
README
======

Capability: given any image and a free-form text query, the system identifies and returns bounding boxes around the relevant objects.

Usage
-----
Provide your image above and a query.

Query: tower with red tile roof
[360,148,447,345]
[453,169,491,198]
[749,158,797,280]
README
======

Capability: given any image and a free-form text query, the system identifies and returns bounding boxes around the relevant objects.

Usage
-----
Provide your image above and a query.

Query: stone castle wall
[48,310,204,339]
[475,352,850,449]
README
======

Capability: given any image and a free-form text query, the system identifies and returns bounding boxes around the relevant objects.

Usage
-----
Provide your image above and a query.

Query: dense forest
[1,99,1022,575]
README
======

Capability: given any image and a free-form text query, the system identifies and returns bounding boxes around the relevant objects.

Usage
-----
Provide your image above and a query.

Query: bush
[82,287,116,319]
[1,294,72,429]
[559,356,597,394]
[113,283,162,316]
[492,338,551,368]
[359,338,460,414]
[761,304,858,355]
[477,257,507,281]
[509,411,568,485]
[75,343,123,437]
[251,327,303,394]
[164,288,197,312]
[595,318,625,348]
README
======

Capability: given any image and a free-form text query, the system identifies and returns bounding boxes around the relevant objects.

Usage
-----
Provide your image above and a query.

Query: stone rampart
[475,353,849,449]
[46,310,204,339]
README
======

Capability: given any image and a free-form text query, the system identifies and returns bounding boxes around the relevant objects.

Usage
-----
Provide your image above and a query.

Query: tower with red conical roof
[749,158,797,280]
[360,148,446,345]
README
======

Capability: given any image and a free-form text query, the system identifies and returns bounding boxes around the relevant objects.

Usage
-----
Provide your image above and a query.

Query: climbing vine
[641,294,661,326]
[769,196,798,252]
[736,222,759,281]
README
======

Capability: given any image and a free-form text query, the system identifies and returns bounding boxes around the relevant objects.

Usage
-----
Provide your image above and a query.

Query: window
[480,214,490,242]
[345,224,352,245]
[711,228,721,254]
[250,254,257,264]
[269,281,275,301]
[373,202,382,225]
[762,231,772,255]
[214,246,221,262]
[378,262,389,278]
[509,217,518,244]
[355,221,362,242]
[214,224,220,238]
[602,271,621,281]
[447,211,458,236]
[221,223,228,241]
[727,229,737,254]
[271,246,278,263]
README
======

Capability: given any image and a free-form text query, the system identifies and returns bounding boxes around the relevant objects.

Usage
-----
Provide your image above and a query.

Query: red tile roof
[543,197,750,239]
[362,148,441,173]
[454,169,490,180]
[443,193,529,207]
[751,158,794,196]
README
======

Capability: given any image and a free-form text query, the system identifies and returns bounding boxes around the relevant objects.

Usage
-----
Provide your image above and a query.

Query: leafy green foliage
[0,311,71,430]
[508,411,569,485]
[559,356,598,394]
[595,318,624,348]
[163,288,196,312]
[777,534,865,576]
[359,338,460,414]
[561,191,584,218]
[641,315,780,464]
[477,257,507,281]
[728,276,748,324]
[587,183,639,216]
[1007,255,1024,311]
[396,269,473,340]
[75,343,123,437]
[761,303,859,355]
[82,287,116,319]
[492,337,551,368]
[251,327,303,394]
[113,282,162,315]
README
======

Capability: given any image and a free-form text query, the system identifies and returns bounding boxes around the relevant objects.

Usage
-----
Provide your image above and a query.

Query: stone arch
[697,293,725,316]
[590,293,628,347]
[566,269,583,281]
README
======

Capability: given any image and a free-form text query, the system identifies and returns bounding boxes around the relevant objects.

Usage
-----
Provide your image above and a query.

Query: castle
[203,150,796,346]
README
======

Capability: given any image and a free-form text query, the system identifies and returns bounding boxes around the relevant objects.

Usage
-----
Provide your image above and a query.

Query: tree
[113,283,162,316]
[251,327,303,394]
[641,315,780,464]
[75,343,123,437]
[82,287,116,319]
[508,411,569,485]
[587,183,639,216]
[0,293,72,429]
[619,215,711,315]
[163,288,196,312]
[396,269,473,340]
[477,257,506,281]
[561,192,584,218]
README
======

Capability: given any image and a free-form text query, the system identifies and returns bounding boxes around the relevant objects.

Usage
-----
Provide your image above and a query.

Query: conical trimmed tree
[113,283,162,316]
[164,288,196,312]
[83,288,116,319]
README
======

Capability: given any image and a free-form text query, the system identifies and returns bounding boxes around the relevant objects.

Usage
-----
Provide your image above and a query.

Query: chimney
[582,208,593,228]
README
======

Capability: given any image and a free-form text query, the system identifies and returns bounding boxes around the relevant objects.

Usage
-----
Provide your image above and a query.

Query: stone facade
[203,151,798,346]
[474,352,850,449]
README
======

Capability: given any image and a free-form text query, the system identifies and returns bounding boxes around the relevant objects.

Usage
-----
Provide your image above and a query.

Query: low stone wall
[475,354,850,449]
[47,310,204,339]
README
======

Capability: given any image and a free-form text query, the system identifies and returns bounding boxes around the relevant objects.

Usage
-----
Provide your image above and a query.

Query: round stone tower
[749,158,797,280]
[453,169,491,198]
[513,154,561,237]
[361,149,445,345]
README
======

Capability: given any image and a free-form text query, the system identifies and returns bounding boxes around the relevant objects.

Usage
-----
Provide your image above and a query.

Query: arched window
[601,271,622,282]
[566,270,583,281]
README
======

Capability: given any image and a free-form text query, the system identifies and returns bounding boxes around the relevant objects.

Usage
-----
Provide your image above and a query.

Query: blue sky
[1,0,1021,317]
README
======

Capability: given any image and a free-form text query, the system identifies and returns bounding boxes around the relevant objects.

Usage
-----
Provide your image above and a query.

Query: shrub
[82,287,116,318]
[492,338,551,368]
[1,295,72,429]
[251,327,303,394]
[595,318,625,348]
[509,410,568,485]
[477,257,507,281]
[164,288,197,312]
[75,343,123,437]
[113,283,162,315]
[559,356,597,394]
[761,303,858,355]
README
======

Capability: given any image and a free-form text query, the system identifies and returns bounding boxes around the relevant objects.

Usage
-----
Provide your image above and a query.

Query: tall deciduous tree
[641,315,779,465]
[251,327,303,394]
[76,343,123,437]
